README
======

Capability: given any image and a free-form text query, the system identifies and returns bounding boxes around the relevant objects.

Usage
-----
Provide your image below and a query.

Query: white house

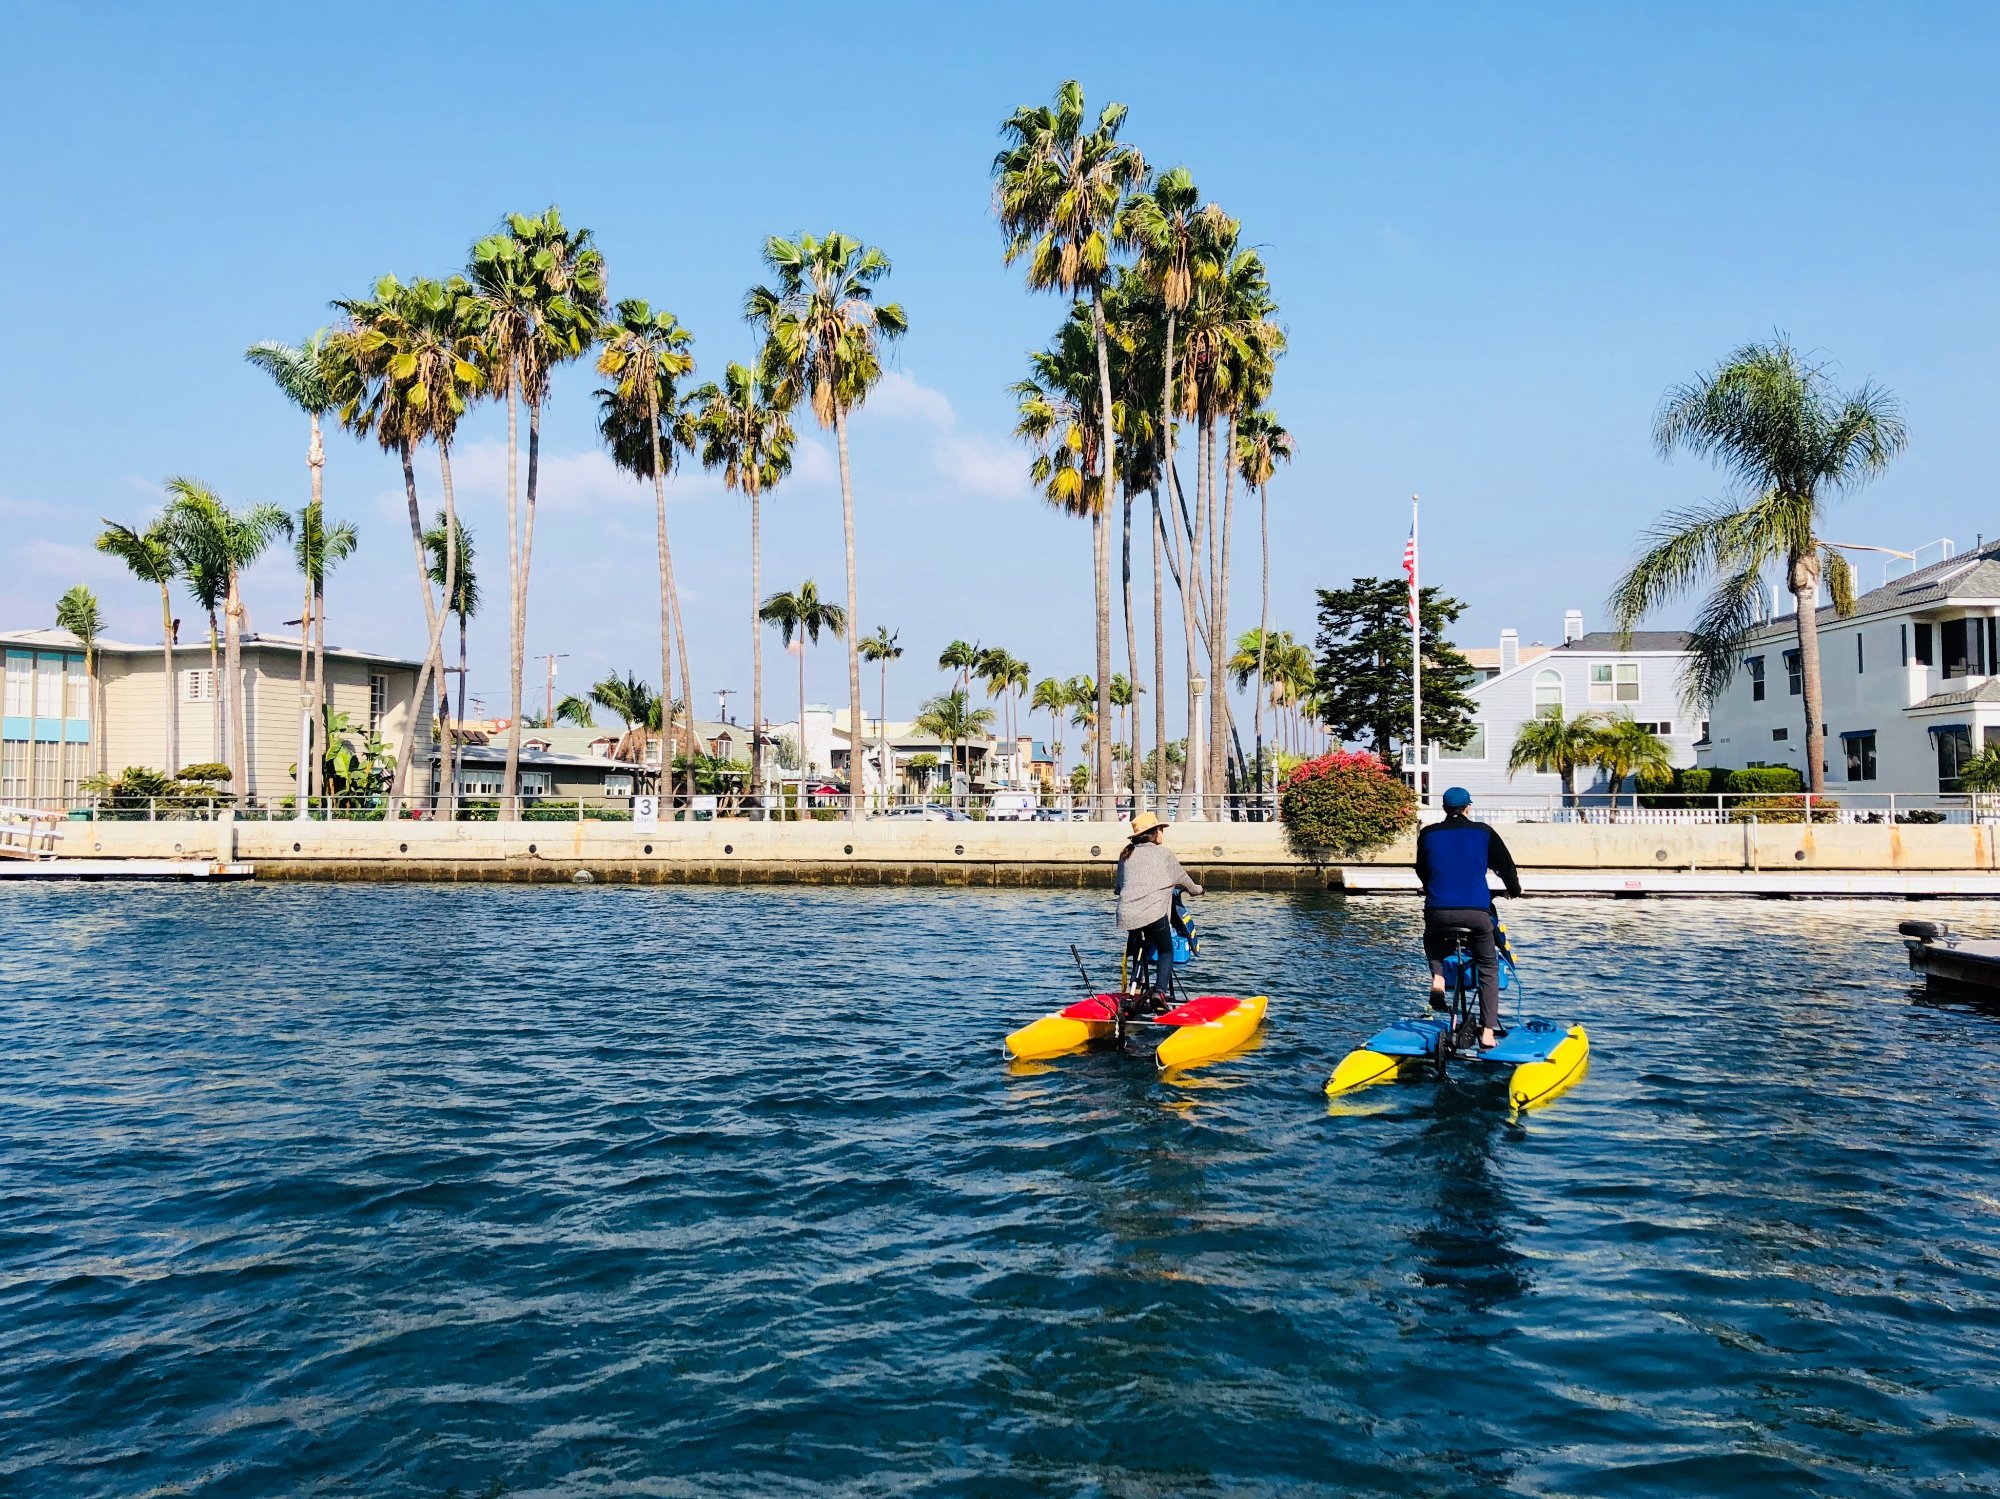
[1430,610,1698,805]
[1700,539,2000,796]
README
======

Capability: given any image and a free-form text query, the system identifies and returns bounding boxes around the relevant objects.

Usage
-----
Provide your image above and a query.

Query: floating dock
[0,859,254,882]
[1339,868,2000,899]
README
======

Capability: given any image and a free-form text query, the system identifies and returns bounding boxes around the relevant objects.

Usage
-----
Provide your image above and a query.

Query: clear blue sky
[4,2,1996,733]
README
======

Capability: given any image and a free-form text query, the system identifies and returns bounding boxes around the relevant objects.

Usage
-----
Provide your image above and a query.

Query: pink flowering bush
[1280,750,1417,860]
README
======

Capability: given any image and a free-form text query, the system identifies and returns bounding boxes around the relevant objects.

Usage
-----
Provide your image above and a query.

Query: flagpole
[1410,493,1422,804]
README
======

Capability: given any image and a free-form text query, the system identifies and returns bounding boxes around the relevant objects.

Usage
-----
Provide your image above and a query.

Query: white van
[986,788,1038,821]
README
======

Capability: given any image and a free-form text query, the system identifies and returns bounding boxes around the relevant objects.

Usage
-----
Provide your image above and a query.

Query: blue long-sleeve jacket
[1415,813,1523,910]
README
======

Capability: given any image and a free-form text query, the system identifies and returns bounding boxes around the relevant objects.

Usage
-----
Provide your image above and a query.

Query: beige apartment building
[2,627,429,805]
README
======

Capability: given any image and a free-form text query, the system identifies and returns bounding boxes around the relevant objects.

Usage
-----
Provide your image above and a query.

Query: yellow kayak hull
[1003,1011,1118,1062]
[1324,1047,1406,1096]
[1154,995,1267,1071]
[1508,1025,1589,1111]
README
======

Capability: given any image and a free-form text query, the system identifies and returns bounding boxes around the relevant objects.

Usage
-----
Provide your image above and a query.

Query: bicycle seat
[1434,925,1477,943]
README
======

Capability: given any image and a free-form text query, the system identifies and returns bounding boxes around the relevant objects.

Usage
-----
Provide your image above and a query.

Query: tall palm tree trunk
[297,568,312,805]
[389,446,444,816]
[1089,288,1116,818]
[456,610,469,814]
[433,452,461,820]
[833,407,865,822]
[305,411,324,802]
[1152,490,1168,810]
[798,638,808,819]
[1255,478,1270,803]
[519,400,547,785]
[158,583,178,773]
[223,575,249,804]
[207,612,221,771]
[1121,486,1141,805]
[878,657,888,805]
[1213,412,1236,814]
[750,477,764,807]
[312,574,326,793]
[1791,547,1829,794]
[501,372,523,816]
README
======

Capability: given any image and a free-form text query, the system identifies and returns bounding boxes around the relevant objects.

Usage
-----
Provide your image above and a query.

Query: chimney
[1499,628,1519,673]
[1563,609,1584,644]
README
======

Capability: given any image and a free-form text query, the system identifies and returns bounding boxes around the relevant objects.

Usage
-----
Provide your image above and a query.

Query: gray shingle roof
[1746,539,2000,641]
[1913,680,2000,710]
[1555,630,1692,653]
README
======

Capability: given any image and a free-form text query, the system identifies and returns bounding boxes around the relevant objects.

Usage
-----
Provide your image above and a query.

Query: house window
[1844,732,1877,782]
[182,667,216,703]
[644,739,664,767]
[1855,632,1864,675]
[455,768,505,796]
[1772,727,1789,742]
[1783,649,1803,696]
[1589,662,1640,703]
[1633,720,1673,736]
[1914,622,1934,667]
[3,654,31,716]
[1936,726,1976,792]
[519,771,552,798]
[603,773,633,797]
[369,673,388,732]
[64,659,90,719]
[1941,618,1970,680]
[1747,656,1766,701]
[1439,725,1486,761]
[1532,670,1563,716]
[1698,720,1711,744]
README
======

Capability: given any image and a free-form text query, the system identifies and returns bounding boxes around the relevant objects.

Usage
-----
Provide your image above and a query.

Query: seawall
[42,817,2000,889]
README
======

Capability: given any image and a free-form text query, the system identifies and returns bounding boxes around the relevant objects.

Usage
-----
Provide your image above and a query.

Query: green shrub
[1896,808,1947,825]
[810,807,838,821]
[1726,767,1803,794]
[1729,793,1839,824]
[1279,750,1416,861]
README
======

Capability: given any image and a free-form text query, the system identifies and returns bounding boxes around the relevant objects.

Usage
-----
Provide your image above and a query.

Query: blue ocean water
[3,884,1997,1497]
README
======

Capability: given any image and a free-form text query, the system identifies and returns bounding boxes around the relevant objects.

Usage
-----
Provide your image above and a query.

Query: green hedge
[1726,767,1803,794]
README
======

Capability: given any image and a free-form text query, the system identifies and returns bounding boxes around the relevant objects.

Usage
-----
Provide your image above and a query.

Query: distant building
[1700,539,2000,794]
[1429,611,1697,804]
[2,627,427,805]
[1463,628,1552,683]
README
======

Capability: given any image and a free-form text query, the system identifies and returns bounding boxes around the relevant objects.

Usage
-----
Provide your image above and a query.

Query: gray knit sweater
[1113,841,1203,931]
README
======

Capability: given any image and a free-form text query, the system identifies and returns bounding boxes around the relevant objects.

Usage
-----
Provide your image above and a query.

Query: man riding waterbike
[1416,786,1522,1050]
[1115,811,1203,1010]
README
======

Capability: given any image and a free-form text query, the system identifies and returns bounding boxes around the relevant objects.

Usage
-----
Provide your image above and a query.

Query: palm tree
[1031,674,1069,784]
[554,695,595,727]
[938,639,980,785]
[425,511,479,815]
[290,501,358,804]
[912,689,996,779]
[747,232,906,822]
[95,518,180,771]
[164,479,289,800]
[1234,408,1293,795]
[54,585,103,777]
[245,331,342,787]
[690,361,796,800]
[468,208,607,803]
[1065,674,1098,788]
[597,299,698,806]
[759,580,847,784]
[976,648,1030,775]
[858,625,902,806]
[1612,338,1906,793]
[1592,714,1673,818]
[589,671,663,731]
[330,274,485,809]
[995,80,1146,814]
[175,511,228,761]
[1109,673,1140,796]
[1508,707,1612,811]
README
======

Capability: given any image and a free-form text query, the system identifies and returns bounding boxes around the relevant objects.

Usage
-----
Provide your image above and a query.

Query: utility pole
[536,653,569,727]
[714,687,735,725]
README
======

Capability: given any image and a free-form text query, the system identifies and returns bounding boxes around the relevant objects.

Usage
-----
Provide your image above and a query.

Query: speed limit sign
[632,794,660,832]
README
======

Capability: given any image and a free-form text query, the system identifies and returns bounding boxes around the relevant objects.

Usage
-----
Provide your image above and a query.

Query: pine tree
[1311,577,1476,760]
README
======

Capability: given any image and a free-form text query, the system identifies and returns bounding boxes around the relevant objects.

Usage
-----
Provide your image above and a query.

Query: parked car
[871,805,970,821]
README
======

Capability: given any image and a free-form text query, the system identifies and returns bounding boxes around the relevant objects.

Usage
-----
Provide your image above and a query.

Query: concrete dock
[13,816,1993,895]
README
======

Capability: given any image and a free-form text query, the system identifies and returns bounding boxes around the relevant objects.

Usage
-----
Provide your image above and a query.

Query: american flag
[1402,527,1418,627]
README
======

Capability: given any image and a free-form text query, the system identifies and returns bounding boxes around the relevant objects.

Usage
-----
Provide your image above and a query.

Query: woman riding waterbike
[1115,811,1203,1008]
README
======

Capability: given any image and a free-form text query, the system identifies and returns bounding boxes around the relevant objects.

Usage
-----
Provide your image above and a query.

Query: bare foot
[1480,1029,1498,1049]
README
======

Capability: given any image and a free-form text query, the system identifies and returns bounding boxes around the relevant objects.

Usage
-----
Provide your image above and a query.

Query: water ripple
[3,885,1997,1496]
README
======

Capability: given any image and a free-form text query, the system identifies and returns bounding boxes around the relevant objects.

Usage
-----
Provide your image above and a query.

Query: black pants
[1423,907,1499,1029]
[1125,917,1176,996]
